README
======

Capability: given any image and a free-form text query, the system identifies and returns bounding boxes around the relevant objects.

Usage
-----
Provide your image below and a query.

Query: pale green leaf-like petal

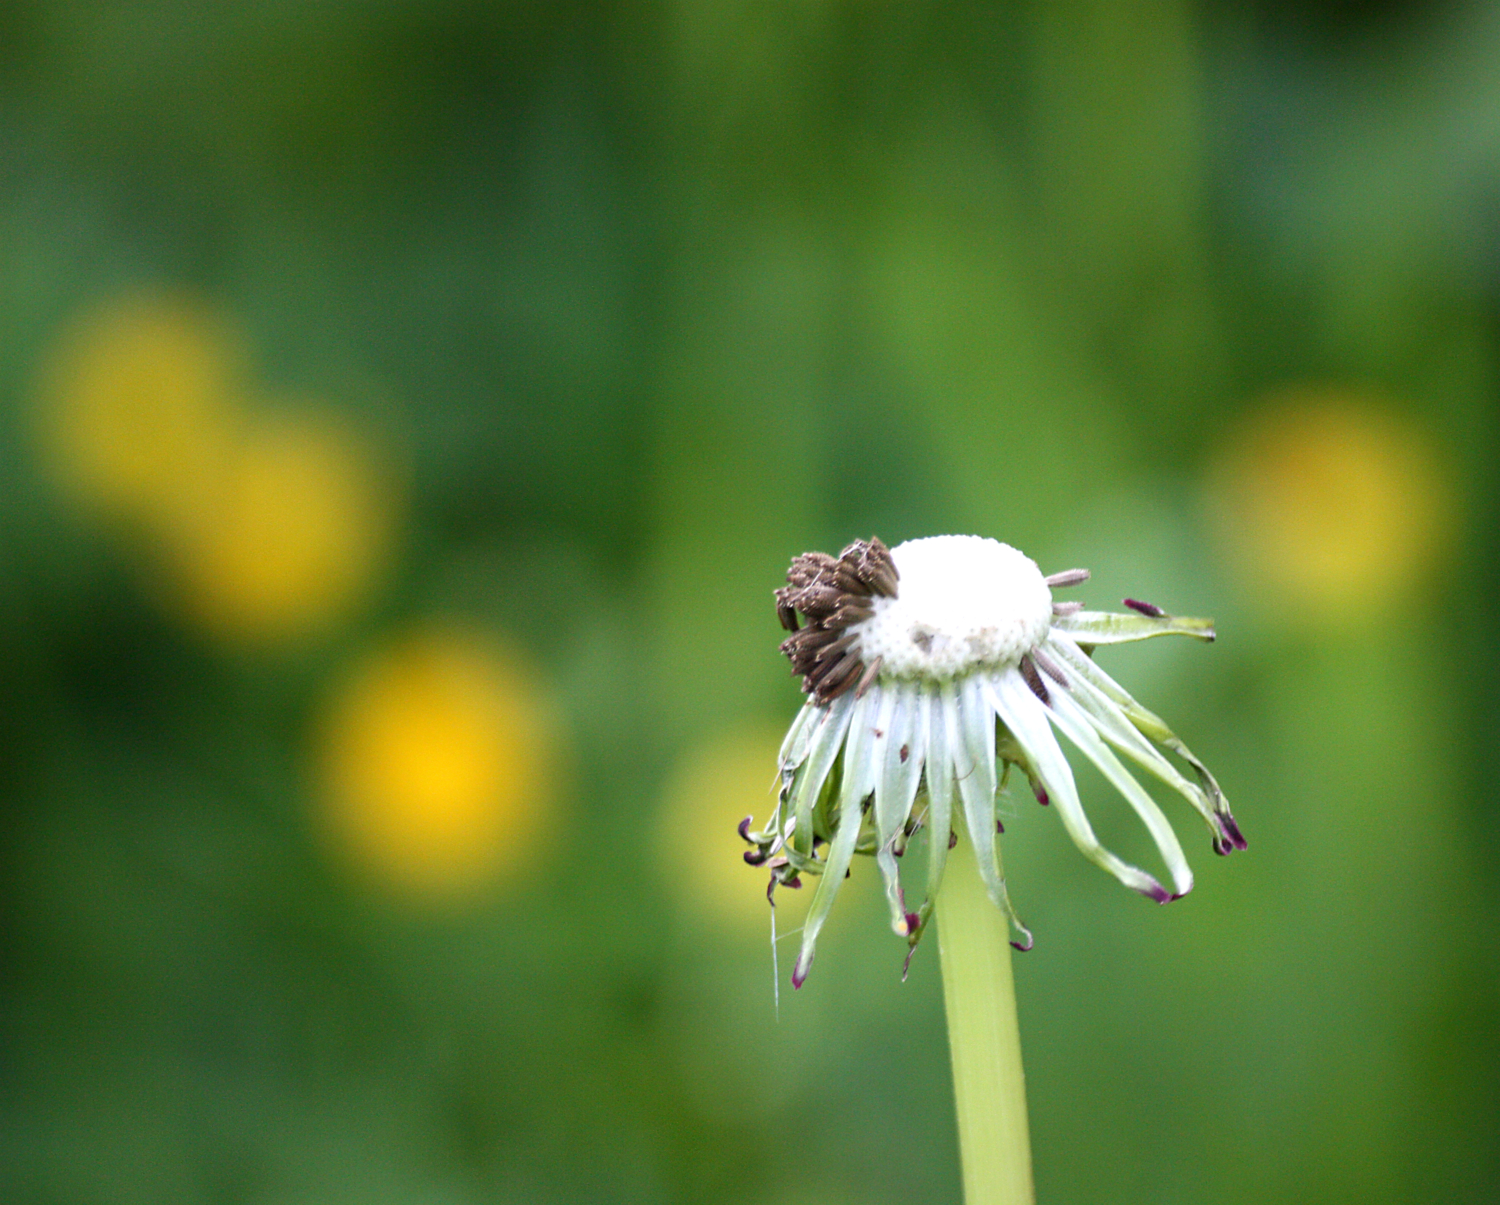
[1046,633,1232,826]
[869,685,906,932]
[875,684,927,933]
[790,690,856,856]
[954,674,1002,910]
[872,686,909,847]
[1053,610,1215,646]
[1046,689,1194,896]
[986,672,1169,901]
[1042,635,1221,839]
[778,700,820,775]
[920,682,955,926]
[794,689,878,986]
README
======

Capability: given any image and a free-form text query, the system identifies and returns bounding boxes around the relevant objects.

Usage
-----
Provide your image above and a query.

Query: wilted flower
[741,535,1242,987]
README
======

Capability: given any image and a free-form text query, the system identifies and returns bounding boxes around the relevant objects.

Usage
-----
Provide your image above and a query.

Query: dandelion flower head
[741,535,1242,987]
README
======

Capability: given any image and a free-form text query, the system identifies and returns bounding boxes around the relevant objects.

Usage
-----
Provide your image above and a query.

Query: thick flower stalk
[742,535,1243,988]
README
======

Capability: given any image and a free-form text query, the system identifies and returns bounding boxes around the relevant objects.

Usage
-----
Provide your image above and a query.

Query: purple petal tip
[737,816,753,841]
[743,849,767,866]
[1138,882,1172,904]
[791,967,808,990]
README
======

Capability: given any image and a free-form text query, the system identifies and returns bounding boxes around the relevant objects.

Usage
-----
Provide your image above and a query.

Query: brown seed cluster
[775,537,898,703]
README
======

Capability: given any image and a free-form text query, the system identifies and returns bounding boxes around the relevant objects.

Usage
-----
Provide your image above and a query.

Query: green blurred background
[1,3,1497,1202]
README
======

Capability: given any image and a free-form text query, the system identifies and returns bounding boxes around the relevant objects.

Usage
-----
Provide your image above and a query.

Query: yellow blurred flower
[317,626,555,902]
[658,725,825,936]
[1208,390,1455,620]
[34,291,243,526]
[157,406,394,645]
[35,291,399,647]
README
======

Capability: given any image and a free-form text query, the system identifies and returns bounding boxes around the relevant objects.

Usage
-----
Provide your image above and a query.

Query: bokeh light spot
[1208,390,1455,621]
[317,626,554,903]
[35,291,243,526]
[158,407,394,645]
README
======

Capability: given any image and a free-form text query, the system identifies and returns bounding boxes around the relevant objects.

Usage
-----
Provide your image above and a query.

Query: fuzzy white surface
[854,535,1052,678]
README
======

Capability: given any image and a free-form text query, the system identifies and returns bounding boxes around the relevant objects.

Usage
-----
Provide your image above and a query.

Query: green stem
[937,831,1035,1205]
